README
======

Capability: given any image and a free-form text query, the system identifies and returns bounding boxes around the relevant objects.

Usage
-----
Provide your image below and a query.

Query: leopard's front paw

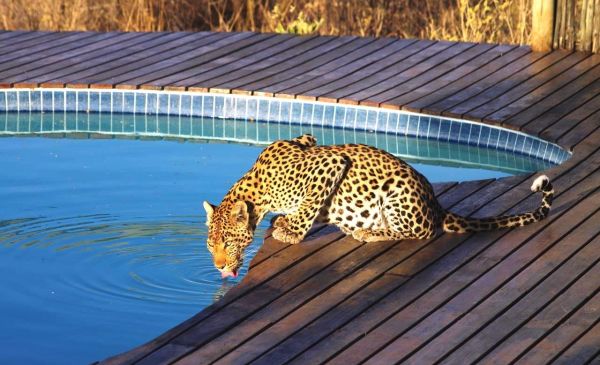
[272,226,302,244]
[271,215,288,228]
[352,228,376,243]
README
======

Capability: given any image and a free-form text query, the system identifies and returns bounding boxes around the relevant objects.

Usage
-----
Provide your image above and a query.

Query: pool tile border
[0,88,570,165]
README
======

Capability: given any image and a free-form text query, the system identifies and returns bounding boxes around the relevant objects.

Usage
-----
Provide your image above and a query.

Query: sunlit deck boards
[1,31,599,364]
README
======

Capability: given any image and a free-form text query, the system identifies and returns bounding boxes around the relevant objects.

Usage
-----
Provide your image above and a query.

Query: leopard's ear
[203,201,215,225]
[230,200,249,226]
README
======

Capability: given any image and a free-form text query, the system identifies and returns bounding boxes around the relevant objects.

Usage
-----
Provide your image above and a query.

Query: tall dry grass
[0,0,532,45]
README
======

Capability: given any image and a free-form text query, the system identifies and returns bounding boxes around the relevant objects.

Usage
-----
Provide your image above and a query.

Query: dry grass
[0,0,532,45]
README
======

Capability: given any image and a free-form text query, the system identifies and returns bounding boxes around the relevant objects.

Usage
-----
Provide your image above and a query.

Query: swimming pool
[0,91,569,365]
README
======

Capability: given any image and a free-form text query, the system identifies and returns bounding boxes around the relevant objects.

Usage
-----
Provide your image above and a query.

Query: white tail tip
[531,175,549,192]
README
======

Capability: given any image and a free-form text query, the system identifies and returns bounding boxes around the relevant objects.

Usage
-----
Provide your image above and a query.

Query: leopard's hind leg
[353,194,438,242]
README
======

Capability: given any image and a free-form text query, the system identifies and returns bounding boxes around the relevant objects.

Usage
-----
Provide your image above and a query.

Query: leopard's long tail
[443,175,554,233]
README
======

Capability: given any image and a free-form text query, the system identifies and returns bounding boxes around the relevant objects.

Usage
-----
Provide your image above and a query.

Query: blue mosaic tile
[5,91,17,110]
[0,91,6,112]
[17,91,29,110]
[487,127,500,148]
[257,99,269,123]
[428,117,440,139]
[343,107,357,129]
[41,91,53,112]
[355,109,367,130]
[89,91,100,112]
[280,101,291,125]
[334,106,346,129]
[97,92,108,113]
[222,96,235,118]
[65,91,76,113]
[449,120,461,142]
[169,94,181,115]
[180,94,192,117]
[189,95,200,117]
[121,92,134,114]
[407,115,419,136]
[416,116,430,137]
[438,118,451,140]
[214,96,224,118]
[143,93,156,115]
[479,126,491,147]
[132,93,143,114]
[54,91,66,112]
[267,100,279,122]
[157,93,168,115]
[468,124,480,145]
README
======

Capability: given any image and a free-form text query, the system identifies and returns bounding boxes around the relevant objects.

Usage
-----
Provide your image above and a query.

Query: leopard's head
[203,200,254,278]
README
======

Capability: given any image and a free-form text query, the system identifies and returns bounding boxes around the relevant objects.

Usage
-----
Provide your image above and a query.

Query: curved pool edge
[0,88,570,167]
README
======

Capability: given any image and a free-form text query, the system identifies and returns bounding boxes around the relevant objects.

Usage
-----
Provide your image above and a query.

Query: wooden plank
[399,213,600,365]
[268,40,437,100]
[422,51,549,117]
[0,31,69,57]
[212,36,371,95]
[326,42,471,104]
[51,32,216,87]
[504,65,600,131]
[248,224,327,269]
[404,47,531,113]
[101,32,269,88]
[485,55,600,124]
[255,40,433,100]
[359,43,493,106]
[0,31,48,44]
[151,35,337,89]
[351,174,600,365]
[264,38,417,96]
[486,279,600,364]
[445,50,576,120]
[525,88,600,143]
[65,32,233,87]
[467,52,592,122]
[10,32,167,86]
[0,33,120,85]
[0,32,100,71]
[135,344,192,365]
[4,33,147,84]
[315,141,600,364]
[385,44,516,108]
[550,320,600,365]
[556,106,600,150]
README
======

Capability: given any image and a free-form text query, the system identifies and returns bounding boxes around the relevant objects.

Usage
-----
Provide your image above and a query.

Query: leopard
[203,134,553,278]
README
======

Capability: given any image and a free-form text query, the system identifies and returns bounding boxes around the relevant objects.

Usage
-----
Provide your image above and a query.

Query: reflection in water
[0,213,265,305]
[0,111,555,174]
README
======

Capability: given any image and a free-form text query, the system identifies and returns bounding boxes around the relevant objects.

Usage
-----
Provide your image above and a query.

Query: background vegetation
[0,0,532,45]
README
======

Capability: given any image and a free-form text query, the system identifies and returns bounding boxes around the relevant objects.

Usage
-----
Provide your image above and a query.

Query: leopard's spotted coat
[204,134,553,276]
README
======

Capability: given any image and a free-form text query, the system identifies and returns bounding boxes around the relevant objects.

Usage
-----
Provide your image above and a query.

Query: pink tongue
[221,271,238,279]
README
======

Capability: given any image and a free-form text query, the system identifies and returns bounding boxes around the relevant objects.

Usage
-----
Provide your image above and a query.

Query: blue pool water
[0,112,558,364]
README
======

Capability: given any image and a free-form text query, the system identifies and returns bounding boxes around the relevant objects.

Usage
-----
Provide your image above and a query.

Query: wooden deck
[1,31,599,364]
